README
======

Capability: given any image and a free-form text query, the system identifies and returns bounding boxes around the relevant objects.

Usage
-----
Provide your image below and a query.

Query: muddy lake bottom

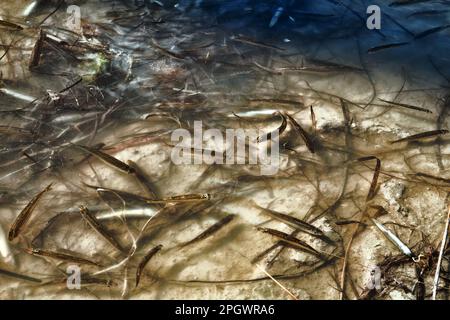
[0,0,450,300]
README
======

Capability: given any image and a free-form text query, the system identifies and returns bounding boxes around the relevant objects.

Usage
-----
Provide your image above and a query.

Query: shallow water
[0,0,449,299]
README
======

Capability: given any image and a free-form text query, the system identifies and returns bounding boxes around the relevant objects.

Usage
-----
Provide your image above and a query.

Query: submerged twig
[432,205,450,300]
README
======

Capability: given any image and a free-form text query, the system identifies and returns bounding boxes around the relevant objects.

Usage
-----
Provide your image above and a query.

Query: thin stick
[340,211,365,300]
[254,263,299,300]
[432,205,450,300]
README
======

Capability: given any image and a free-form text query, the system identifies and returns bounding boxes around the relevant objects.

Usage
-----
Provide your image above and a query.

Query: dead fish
[414,24,450,39]
[182,214,236,247]
[378,98,432,113]
[95,207,160,221]
[283,112,315,153]
[79,206,125,253]
[135,244,163,288]
[25,248,100,267]
[257,227,324,259]
[371,218,414,258]
[0,267,41,283]
[257,112,287,143]
[389,130,449,144]
[256,205,334,244]
[367,42,410,53]
[8,183,53,241]
[73,144,135,174]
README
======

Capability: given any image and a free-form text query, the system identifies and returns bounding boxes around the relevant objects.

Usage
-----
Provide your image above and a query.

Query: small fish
[182,214,235,247]
[0,267,41,283]
[230,109,279,119]
[283,112,315,153]
[367,42,410,53]
[29,29,45,69]
[257,112,287,143]
[357,156,381,201]
[335,220,367,226]
[257,227,324,259]
[146,193,211,204]
[230,35,285,51]
[256,205,333,244]
[96,207,159,221]
[414,24,450,39]
[0,20,23,30]
[310,106,317,132]
[389,130,449,144]
[371,218,414,258]
[269,6,284,27]
[79,206,125,253]
[378,98,432,113]
[73,144,135,174]
[8,183,53,241]
[135,244,163,288]
[25,248,100,267]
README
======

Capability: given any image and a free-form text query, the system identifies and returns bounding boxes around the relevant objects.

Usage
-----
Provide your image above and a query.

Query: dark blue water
[140,0,450,87]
